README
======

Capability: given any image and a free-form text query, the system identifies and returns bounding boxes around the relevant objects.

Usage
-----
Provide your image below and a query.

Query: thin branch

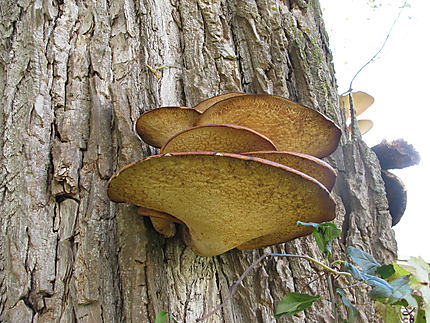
[196,253,352,322]
[341,1,409,95]
[196,253,270,322]
[327,275,339,323]
[337,281,363,289]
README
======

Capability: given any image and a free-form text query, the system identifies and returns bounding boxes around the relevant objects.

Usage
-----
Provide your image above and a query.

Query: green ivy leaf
[336,288,357,323]
[344,263,364,281]
[344,263,393,292]
[275,293,320,318]
[297,221,341,258]
[376,264,395,279]
[155,311,168,323]
[346,246,381,275]
[369,275,415,306]
[375,303,403,323]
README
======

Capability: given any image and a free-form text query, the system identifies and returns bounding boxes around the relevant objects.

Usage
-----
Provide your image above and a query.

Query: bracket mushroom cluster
[371,139,420,226]
[340,91,375,136]
[108,93,341,257]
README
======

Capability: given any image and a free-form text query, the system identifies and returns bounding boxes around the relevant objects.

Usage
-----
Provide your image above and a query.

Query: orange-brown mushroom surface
[136,106,201,147]
[348,119,374,136]
[243,151,337,190]
[195,94,341,157]
[193,92,247,113]
[107,152,336,257]
[161,124,277,154]
[340,91,374,118]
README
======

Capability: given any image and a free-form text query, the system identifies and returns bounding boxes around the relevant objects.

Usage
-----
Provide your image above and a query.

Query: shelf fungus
[242,151,337,190]
[348,119,374,136]
[109,92,341,256]
[381,170,407,226]
[107,153,336,257]
[340,91,374,118]
[161,124,277,154]
[195,94,341,157]
[193,92,247,113]
[136,106,201,147]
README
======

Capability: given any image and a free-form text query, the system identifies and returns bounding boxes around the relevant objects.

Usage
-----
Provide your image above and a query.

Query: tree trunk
[0,0,396,322]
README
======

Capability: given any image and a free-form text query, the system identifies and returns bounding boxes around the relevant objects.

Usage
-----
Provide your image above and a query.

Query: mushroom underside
[108,153,336,256]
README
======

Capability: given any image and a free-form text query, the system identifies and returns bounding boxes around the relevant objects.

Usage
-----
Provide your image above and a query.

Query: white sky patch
[320,0,430,261]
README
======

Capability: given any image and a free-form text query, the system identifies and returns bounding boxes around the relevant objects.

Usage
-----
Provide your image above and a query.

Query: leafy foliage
[275,222,430,322]
[155,311,168,323]
[297,221,341,258]
[346,246,381,275]
[336,288,358,322]
[275,293,321,318]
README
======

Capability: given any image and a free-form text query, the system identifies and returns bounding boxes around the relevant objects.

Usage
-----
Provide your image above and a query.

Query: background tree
[0,0,396,322]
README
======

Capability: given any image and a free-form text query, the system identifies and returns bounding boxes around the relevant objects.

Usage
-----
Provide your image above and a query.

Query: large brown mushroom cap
[107,152,336,257]
[195,94,341,157]
[243,151,337,190]
[340,91,374,118]
[193,92,247,113]
[136,106,201,147]
[161,124,277,154]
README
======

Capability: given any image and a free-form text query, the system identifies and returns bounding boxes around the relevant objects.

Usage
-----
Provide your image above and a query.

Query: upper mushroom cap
[195,94,341,157]
[340,91,374,118]
[193,92,247,113]
[107,152,336,257]
[136,106,201,147]
[161,123,277,154]
[242,151,337,190]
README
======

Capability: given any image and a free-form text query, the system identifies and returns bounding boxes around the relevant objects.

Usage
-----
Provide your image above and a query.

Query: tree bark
[0,0,396,322]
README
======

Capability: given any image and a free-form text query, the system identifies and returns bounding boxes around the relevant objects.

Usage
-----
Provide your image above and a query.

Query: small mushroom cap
[161,123,277,154]
[195,94,341,157]
[137,207,183,238]
[243,151,337,190]
[193,92,247,113]
[136,107,201,147]
[150,217,177,238]
[348,119,374,136]
[107,152,336,257]
[340,91,375,118]
[381,170,407,226]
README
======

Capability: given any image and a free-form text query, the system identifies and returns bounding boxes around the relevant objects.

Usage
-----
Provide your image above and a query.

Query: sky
[320,0,430,261]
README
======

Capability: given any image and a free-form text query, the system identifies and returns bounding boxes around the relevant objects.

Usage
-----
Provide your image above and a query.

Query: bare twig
[196,253,352,322]
[341,0,409,95]
[196,253,270,322]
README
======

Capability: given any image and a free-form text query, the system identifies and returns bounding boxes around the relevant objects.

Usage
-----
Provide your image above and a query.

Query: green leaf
[155,311,168,323]
[376,264,395,279]
[346,246,381,275]
[344,263,394,292]
[336,288,357,323]
[375,303,403,323]
[387,262,411,281]
[369,275,415,306]
[297,221,341,258]
[344,263,364,281]
[275,292,320,318]
[361,272,394,291]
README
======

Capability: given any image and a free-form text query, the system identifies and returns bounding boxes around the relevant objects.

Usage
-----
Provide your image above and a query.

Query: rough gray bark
[0,0,396,322]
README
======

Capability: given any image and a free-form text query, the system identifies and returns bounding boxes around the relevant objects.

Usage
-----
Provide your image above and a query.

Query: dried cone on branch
[108,93,341,256]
